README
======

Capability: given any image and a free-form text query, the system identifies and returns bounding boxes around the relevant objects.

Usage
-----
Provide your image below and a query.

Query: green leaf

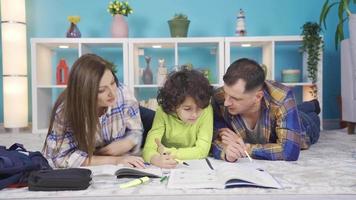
[342,0,352,16]
[319,0,330,27]
[319,2,339,30]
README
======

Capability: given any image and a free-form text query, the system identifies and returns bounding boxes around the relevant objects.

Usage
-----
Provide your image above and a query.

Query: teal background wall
[0,0,350,124]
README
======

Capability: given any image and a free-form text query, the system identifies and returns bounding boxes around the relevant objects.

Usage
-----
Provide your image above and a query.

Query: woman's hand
[117,155,145,169]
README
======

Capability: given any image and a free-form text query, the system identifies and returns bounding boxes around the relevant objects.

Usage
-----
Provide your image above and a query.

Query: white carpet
[0,129,355,199]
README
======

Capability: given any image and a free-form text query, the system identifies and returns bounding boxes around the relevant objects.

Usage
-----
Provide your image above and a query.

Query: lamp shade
[1,0,28,129]
[1,23,27,75]
[0,0,26,23]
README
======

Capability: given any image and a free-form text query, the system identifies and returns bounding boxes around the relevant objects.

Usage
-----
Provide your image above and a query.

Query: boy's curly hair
[157,69,213,114]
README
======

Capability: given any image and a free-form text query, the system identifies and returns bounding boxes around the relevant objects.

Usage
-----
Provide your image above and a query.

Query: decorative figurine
[142,56,153,84]
[157,58,168,86]
[235,9,246,36]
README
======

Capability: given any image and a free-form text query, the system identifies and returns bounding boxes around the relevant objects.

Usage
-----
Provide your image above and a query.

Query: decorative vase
[66,23,81,38]
[111,14,128,38]
[168,19,190,37]
[56,59,69,85]
[142,56,153,84]
[157,58,168,86]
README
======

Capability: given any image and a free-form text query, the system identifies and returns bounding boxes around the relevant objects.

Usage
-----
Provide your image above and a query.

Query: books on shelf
[167,158,282,189]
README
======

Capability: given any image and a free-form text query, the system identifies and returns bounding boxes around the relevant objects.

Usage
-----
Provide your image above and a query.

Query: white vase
[111,14,128,38]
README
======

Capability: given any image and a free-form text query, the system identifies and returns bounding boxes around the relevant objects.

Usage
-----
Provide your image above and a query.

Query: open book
[168,158,282,189]
[82,164,163,178]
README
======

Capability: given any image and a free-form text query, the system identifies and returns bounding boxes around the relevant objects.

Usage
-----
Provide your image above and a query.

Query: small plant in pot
[168,13,190,37]
[300,22,323,98]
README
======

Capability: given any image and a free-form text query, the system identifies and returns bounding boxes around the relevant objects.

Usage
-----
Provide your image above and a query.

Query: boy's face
[176,96,203,124]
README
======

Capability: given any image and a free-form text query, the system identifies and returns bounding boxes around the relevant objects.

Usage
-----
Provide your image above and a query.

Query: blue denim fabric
[297,101,320,144]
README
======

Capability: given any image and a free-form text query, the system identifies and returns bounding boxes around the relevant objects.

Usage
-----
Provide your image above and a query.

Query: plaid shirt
[43,84,143,168]
[212,80,308,161]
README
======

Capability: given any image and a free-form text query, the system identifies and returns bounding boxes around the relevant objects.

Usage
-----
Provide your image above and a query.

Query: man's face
[223,79,261,115]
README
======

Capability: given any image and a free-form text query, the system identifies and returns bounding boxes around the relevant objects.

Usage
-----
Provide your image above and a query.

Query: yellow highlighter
[119,176,150,189]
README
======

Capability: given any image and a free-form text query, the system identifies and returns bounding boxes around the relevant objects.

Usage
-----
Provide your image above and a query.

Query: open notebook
[82,164,163,178]
[167,158,282,189]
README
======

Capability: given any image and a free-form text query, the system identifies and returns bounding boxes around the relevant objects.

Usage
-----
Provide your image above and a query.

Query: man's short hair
[223,58,266,92]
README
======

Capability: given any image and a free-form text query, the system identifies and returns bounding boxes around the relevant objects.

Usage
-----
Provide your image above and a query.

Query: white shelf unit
[128,37,225,103]
[225,36,323,128]
[31,36,323,133]
[31,38,129,134]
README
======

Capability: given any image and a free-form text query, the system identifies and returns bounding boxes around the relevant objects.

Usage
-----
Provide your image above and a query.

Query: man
[212,58,320,162]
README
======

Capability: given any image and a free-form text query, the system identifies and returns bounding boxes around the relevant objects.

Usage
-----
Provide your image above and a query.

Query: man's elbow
[283,147,300,161]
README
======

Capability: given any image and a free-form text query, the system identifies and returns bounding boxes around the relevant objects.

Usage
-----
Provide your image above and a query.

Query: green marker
[160,176,168,183]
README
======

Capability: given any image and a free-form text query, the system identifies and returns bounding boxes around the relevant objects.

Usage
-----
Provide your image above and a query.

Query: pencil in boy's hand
[175,159,189,166]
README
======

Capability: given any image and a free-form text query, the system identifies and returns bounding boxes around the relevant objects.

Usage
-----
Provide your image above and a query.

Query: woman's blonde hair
[45,54,115,162]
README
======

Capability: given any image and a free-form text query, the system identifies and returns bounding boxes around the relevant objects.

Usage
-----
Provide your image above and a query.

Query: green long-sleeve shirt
[142,105,213,162]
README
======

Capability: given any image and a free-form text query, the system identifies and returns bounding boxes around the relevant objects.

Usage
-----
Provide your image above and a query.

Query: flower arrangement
[67,16,80,24]
[107,0,133,16]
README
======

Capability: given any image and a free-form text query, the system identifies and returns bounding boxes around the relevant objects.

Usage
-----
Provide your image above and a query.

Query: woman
[43,54,145,168]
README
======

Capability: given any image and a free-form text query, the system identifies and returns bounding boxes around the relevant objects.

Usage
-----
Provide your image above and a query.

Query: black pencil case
[28,168,92,191]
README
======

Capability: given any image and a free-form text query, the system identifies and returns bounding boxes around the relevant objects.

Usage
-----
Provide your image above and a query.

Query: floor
[0,129,355,200]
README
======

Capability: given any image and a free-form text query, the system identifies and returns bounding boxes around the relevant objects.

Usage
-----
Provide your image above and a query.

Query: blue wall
[0,0,347,122]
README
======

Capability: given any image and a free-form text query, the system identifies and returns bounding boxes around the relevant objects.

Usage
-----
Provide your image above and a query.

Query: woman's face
[176,96,203,124]
[97,70,117,108]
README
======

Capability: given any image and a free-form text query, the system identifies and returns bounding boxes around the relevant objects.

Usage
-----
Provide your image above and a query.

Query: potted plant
[168,13,190,37]
[319,0,356,132]
[300,22,323,98]
[319,0,355,49]
[107,0,133,37]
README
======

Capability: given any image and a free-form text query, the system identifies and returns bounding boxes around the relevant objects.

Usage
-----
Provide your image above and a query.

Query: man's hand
[218,128,248,162]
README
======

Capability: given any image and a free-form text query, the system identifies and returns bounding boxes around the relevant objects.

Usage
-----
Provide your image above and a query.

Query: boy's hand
[150,153,177,169]
[155,138,169,155]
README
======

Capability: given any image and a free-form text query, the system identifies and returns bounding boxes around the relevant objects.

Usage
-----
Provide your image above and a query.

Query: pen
[119,176,150,189]
[230,124,253,162]
[175,159,189,166]
[205,158,214,170]
[244,150,253,162]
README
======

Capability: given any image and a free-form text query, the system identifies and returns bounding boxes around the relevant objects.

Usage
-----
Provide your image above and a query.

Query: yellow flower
[67,16,80,24]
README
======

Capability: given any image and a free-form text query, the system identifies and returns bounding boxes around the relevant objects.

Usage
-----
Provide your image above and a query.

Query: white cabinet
[31,38,128,133]
[31,36,323,133]
[225,36,323,127]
